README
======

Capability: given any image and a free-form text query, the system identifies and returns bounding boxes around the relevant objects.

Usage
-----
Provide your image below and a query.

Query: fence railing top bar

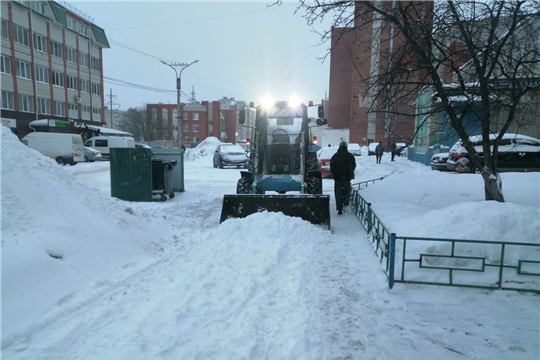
[352,177,385,189]
[396,236,540,247]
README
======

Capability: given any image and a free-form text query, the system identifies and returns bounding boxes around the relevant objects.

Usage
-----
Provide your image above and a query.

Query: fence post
[389,233,396,289]
[367,203,372,233]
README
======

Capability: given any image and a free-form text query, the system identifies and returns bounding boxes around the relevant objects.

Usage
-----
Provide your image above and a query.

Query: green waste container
[152,159,177,201]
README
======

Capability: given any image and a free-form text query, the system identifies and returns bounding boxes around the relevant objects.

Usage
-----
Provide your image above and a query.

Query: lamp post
[160,60,199,149]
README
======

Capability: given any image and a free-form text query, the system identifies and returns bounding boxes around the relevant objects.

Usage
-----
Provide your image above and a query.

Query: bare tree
[119,105,157,141]
[281,0,540,202]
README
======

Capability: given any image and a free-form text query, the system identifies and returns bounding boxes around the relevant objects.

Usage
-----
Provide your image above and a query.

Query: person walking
[330,141,356,215]
[375,142,384,164]
[390,140,397,161]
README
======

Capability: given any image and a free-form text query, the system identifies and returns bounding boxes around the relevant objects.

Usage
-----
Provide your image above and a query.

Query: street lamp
[160,59,199,149]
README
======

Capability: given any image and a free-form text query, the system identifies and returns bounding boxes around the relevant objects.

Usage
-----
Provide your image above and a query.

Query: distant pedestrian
[375,142,384,164]
[390,140,397,161]
[330,141,356,215]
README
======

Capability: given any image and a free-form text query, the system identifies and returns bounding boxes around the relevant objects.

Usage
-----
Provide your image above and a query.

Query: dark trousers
[376,154,382,164]
[334,180,351,212]
[391,151,396,161]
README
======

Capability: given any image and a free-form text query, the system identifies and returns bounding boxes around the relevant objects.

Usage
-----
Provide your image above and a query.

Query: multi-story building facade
[146,101,220,148]
[1,0,109,138]
[327,1,433,147]
[147,98,243,148]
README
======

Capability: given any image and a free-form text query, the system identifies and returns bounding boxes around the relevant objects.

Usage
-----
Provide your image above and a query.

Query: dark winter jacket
[375,144,384,155]
[330,147,356,181]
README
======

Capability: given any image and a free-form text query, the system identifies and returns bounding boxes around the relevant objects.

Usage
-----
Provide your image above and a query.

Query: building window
[80,52,88,67]
[91,82,100,95]
[30,1,46,15]
[77,22,89,37]
[1,55,11,74]
[193,125,199,132]
[67,75,77,90]
[92,107,101,121]
[172,108,178,120]
[35,65,48,83]
[18,93,33,112]
[151,108,157,120]
[66,47,76,63]
[193,137,199,143]
[54,100,65,116]
[51,40,62,58]
[183,124,189,132]
[193,113,199,121]
[82,105,90,120]
[80,79,89,93]
[16,60,31,79]
[1,19,8,39]
[37,97,50,114]
[33,33,47,53]
[183,112,188,120]
[183,136,189,142]
[52,71,64,87]
[68,103,78,118]
[90,56,99,71]
[67,17,75,31]
[13,24,29,46]
[1,90,14,110]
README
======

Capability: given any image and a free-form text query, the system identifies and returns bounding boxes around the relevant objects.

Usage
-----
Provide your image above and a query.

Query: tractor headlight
[288,97,301,108]
[261,97,275,109]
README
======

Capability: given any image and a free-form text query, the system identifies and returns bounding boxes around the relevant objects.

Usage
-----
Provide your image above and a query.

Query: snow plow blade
[220,194,331,229]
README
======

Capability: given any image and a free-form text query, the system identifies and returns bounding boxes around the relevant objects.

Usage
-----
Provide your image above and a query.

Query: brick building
[1,0,109,138]
[327,1,433,146]
[146,98,242,148]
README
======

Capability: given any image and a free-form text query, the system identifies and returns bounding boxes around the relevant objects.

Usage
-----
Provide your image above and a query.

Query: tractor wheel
[56,157,66,166]
[236,176,253,194]
[219,159,224,169]
[305,176,322,194]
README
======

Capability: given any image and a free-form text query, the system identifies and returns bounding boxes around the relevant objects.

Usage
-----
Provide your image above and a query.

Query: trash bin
[152,159,177,201]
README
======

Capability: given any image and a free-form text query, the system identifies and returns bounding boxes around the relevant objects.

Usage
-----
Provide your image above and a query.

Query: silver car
[84,146,102,162]
[213,144,249,169]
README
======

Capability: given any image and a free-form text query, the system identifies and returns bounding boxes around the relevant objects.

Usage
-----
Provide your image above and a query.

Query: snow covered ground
[1,126,539,359]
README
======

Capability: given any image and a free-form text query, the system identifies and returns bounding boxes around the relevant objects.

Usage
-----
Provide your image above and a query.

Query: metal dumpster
[152,159,177,201]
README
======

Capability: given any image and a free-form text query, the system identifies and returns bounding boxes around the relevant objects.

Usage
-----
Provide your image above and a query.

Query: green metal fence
[350,178,540,294]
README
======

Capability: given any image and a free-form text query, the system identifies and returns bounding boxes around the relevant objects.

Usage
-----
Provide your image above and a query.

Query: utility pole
[160,60,199,148]
[106,88,119,129]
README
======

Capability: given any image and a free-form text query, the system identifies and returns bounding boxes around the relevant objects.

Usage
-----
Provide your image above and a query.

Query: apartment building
[147,98,242,148]
[1,0,109,138]
[327,1,433,147]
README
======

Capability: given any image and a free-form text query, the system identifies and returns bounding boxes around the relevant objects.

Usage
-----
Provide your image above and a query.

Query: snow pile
[184,136,222,162]
[1,127,175,342]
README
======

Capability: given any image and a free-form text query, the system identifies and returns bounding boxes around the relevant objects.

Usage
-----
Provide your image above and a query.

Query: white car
[84,146,102,162]
[347,143,362,156]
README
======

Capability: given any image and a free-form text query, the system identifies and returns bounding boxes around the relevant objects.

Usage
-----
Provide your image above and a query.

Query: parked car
[430,152,449,171]
[21,132,84,165]
[84,146,102,162]
[213,144,249,169]
[135,143,152,149]
[368,142,378,156]
[317,147,339,177]
[84,136,135,159]
[446,133,540,173]
[347,143,362,156]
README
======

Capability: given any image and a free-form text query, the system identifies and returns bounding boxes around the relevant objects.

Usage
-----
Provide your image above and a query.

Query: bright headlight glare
[288,97,301,108]
[261,97,274,109]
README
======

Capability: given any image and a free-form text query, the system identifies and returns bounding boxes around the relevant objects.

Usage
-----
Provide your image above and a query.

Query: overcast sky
[71,1,335,109]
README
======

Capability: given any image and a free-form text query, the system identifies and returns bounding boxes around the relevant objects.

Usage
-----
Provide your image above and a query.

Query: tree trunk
[481,170,505,202]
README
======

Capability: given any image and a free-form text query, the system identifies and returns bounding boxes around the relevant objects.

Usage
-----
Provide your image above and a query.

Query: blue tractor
[220,100,331,228]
